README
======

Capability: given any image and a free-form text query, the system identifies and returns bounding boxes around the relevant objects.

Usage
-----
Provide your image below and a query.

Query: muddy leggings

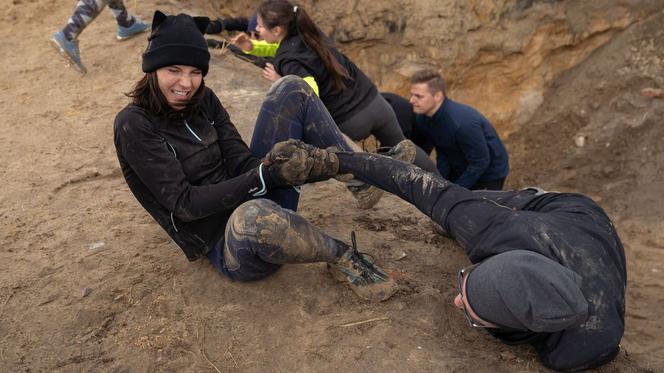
[62,0,136,41]
[208,76,355,281]
[208,199,345,281]
[337,94,438,174]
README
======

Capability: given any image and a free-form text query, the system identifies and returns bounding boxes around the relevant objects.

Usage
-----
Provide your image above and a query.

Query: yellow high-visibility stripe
[303,76,319,96]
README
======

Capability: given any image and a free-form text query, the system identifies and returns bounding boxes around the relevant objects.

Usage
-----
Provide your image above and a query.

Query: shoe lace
[376,146,394,154]
[348,231,389,282]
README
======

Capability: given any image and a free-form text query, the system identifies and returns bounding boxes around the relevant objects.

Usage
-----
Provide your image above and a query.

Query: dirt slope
[0,0,661,372]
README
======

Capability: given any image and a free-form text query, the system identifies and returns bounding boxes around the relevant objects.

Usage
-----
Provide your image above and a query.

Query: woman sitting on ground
[113,10,400,301]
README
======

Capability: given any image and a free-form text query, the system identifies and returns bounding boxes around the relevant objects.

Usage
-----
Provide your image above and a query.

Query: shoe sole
[327,263,398,302]
[389,140,417,164]
[49,38,87,74]
[351,186,384,210]
[116,28,149,41]
[380,139,417,164]
[116,33,144,41]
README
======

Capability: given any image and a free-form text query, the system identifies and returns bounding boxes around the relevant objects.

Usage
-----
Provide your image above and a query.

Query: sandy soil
[0,0,661,372]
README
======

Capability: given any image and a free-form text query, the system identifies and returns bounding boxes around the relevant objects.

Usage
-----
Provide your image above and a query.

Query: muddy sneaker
[50,31,86,74]
[347,184,385,210]
[347,139,418,209]
[523,186,548,196]
[117,19,150,41]
[328,232,398,301]
[378,139,417,164]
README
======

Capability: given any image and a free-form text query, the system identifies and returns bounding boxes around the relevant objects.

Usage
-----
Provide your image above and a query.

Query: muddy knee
[226,199,289,246]
[227,199,340,264]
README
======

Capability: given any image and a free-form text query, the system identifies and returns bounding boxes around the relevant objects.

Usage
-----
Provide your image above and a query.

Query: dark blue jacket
[415,98,509,188]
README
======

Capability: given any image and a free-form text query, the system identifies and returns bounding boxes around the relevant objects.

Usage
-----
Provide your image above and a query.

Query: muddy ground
[0,0,662,372]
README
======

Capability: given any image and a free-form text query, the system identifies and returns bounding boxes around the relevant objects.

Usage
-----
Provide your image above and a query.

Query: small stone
[82,287,92,297]
[640,88,663,98]
[500,351,516,360]
[574,135,586,148]
[602,166,614,176]
[88,241,106,251]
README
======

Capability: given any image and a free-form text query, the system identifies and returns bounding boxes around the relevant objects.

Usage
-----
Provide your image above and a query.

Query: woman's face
[156,65,203,110]
[256,15,283,44]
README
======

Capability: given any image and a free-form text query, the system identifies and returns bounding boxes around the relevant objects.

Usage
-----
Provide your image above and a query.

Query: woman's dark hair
[258,0,351,92]
[125,72,206,116]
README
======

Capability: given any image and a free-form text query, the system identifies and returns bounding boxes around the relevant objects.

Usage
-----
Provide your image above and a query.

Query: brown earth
[0,0,662,372]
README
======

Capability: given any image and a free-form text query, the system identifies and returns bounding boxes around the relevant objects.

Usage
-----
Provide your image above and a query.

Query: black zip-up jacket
[114,88,262,261]
[274,34,377,124]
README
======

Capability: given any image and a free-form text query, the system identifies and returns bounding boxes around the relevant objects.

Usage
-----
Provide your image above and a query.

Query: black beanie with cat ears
[142,11,211,76]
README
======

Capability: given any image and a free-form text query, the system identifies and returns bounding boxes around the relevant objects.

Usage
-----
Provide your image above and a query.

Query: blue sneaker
[50,31,86,74]
[117,19,150,41]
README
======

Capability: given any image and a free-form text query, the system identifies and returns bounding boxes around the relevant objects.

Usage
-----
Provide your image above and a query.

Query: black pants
[337,94,438,173]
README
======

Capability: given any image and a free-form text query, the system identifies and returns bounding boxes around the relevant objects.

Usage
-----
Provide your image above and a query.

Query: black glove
[206,19,223,34]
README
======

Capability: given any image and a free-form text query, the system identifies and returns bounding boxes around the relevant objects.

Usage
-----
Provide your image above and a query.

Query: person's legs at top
[59,0,108,42]
[109,0,150,41]
[337,94,438,173]
[51,0,108,73]
[51,0,148,73]
[205,198,398,301]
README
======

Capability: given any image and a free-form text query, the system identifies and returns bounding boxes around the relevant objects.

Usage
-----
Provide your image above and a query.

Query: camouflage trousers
[62,0,135,41]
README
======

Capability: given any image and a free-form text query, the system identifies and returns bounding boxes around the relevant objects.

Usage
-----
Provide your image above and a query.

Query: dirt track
[0,0,662,372]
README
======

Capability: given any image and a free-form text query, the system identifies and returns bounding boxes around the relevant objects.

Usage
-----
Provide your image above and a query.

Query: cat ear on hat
[193,16,210,34]
[151,10,167,31]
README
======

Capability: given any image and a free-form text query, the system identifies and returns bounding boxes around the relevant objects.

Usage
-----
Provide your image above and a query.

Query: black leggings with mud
[208,199,343,282]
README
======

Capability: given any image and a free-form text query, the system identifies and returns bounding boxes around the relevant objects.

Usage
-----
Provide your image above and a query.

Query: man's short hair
[411,69,446,96]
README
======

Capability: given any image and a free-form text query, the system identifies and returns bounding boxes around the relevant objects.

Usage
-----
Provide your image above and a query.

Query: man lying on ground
[275,140,625,372]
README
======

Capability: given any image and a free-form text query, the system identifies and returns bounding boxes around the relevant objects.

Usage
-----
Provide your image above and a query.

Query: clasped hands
[262,140,339,187]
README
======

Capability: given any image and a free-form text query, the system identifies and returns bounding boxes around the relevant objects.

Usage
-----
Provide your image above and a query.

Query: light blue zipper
[184,120,202,142]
